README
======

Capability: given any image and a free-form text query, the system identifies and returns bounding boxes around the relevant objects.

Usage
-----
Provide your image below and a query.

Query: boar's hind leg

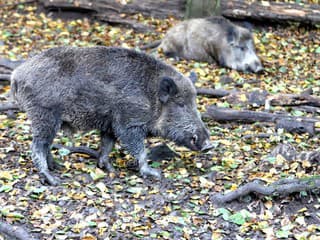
[98,131,116,172]
[118,127,161,179]
[30,108,61,186]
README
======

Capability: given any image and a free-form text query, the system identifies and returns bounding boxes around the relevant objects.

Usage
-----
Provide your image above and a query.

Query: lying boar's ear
[227,25,237,44]
[159,77,178,103]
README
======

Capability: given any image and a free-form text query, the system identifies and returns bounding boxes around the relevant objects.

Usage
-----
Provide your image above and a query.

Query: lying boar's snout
[245,61,264,73]
[253,61,264,73]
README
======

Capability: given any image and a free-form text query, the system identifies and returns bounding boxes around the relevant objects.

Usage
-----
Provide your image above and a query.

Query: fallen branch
[0,221,37,240]
[0,102,20,111]
[204,105,319,135]
[196,88,231,98]
[221,0,320,25]
[211,176,320,205]
[0,74,11,82]
[39,0,185,19]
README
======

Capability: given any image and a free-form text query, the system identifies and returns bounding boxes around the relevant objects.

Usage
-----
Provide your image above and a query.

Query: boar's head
[154,76,212,152]
[220,25,263,73]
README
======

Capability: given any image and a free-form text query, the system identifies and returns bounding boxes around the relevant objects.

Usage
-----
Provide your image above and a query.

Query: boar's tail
[0,58,25,70]
[140,40,162,50]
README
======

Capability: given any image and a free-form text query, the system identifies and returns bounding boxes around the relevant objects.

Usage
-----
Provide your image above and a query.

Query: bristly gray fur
[11,46,211,185]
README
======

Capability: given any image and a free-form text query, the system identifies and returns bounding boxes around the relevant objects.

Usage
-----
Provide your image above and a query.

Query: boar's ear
[227,25,237,44]
[189,71,198,85]
[159,77,178,103]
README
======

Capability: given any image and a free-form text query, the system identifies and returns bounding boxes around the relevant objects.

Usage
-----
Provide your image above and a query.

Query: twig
[0,221,37,240]
[211,177,320,205]
[51,143,100,159]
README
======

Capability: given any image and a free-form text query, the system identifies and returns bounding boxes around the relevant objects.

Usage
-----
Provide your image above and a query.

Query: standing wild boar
[11,46,212,185]
[146,16,263,73]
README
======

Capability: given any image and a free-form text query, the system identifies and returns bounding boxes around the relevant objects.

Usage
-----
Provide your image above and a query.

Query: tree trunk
[185,0,220,19]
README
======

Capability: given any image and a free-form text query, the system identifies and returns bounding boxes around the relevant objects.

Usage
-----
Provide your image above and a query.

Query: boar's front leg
[98,131,116,172]
[119,126,161,179]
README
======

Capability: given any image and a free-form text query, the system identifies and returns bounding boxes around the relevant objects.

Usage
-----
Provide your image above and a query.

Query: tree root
[0,221,37,240]
[211,176,320,205]
[51,143,100,159]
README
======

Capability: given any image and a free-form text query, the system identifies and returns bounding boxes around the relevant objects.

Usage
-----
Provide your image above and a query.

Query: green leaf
[292,110,304,117]
[229,210,251,225]
[0,185,13,193]
[218,208,231,220]
[150,162,161,168]
[160,231,171,238]
[279,66,287,73]
[126,187,143,194]
[315,46,320,54]
[276,229,290,238]
[58,148,71,156]
[89,168,106,181]
[87,221,97,227]
[32,186,47,194]
[7,212,24,219]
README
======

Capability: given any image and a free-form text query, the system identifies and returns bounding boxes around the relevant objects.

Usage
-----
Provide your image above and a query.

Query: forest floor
[0,1,320,239]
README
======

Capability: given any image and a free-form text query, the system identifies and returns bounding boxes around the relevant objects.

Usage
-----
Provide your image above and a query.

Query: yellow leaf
[264,200,273,209]
[0,171,13,181]
[82,235,97,240]
[230,184,238,191]
[302,160,311,168]
[199,176,214,188]
[297,207,308,213]
[240,94,247,102]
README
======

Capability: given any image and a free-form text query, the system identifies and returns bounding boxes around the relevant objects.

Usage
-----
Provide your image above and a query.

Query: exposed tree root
[211,143,320,205]
[0,221,37,240]
[211,176,320,205]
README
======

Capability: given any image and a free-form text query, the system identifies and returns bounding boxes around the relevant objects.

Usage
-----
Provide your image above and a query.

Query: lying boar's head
[154,76,212,152]
[220,25,263,73]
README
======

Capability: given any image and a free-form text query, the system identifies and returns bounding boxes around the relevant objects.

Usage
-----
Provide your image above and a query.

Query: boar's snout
[246,61,263,73]
[185,128,212,152]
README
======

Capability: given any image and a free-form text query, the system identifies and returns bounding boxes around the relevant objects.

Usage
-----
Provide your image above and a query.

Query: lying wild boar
[144,16,263,73]
[11,46,212,185]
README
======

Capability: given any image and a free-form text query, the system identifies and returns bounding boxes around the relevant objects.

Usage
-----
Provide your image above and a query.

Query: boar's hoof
[47,157,63,171]
[140,165,162,180]
[39,171,61,186]
[98,158,115,173]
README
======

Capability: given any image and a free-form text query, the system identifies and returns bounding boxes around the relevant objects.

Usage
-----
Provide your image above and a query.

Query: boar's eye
[178,102,185,108]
